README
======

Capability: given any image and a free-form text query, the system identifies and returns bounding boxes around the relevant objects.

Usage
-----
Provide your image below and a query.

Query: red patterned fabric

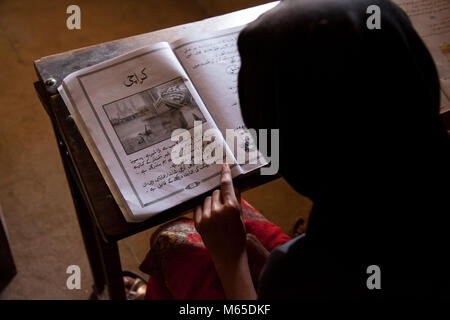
[139,198,291,300]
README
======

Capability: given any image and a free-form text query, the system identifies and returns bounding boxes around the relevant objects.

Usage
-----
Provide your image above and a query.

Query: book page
[394,0,450,113]
[59,42,239,222]
[172,26,267,173]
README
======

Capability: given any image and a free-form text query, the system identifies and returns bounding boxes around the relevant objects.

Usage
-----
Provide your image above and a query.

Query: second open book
[58,25,268,222]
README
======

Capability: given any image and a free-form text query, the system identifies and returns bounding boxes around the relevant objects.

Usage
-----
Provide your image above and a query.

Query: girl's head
[238,0,447,200]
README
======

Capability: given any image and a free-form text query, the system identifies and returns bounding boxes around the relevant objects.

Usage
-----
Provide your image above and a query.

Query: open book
[394,0,450,114]
[59,25,267,222]
[58,0,450,223]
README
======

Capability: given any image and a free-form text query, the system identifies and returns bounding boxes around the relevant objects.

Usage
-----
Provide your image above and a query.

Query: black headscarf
[238,0,450,297]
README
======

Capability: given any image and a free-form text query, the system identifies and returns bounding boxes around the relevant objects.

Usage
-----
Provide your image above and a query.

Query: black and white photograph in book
[103,77,206,155]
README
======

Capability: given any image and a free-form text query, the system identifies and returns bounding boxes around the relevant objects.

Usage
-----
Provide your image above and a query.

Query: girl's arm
[194,164,256,300]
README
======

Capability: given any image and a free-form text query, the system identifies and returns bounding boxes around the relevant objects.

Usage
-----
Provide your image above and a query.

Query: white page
[59,42,240,222]
[394,0,450,113]
[172,26,268,173]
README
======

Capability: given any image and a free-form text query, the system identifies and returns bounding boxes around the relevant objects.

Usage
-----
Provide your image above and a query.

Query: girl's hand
[194,163,246,268]
[194,163,256,299]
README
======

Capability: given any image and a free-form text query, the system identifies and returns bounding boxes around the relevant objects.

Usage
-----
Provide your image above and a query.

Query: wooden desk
[34,2,279,300]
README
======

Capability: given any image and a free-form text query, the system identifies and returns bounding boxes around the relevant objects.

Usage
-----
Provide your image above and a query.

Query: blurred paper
[394,0,450,113]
